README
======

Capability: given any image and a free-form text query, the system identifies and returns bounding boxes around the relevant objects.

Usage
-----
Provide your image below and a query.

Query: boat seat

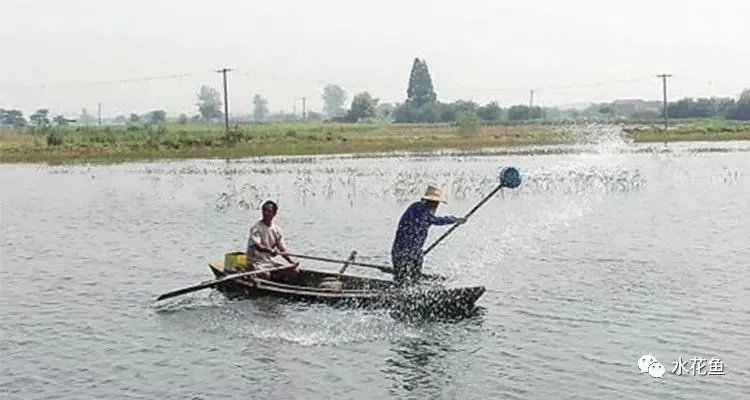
[318,277,343,291]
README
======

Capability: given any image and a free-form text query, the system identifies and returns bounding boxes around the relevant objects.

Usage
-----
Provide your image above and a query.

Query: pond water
[1,136,749,399]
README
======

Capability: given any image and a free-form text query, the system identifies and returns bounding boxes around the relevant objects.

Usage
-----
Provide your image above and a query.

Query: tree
[436,103,460,122]
[322,84,347,117]
[393,101,442,123]
[477,102,502,121]
[451,100,478,116]
[146,110,167,124]
[507,105,544,121]
[177,113,188,124]
[663,96,737,119]
[376,103,395,120]
[30,109,50,126]
[716,97,738,117]
[196,85,222,121]
[392,57,440,123]
[53,115,70,126]
[347,91,379,122]
[457,113,483,135]
[0,109,26,126]
[79,108,95,125]
[406,58,437,108]
[728,89,750,120]
[252,94,269,122]
[128,113,141,123]
[598,106,614,120]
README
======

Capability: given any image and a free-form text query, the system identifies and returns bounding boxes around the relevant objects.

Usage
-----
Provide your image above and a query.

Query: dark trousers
[391,251,424,287]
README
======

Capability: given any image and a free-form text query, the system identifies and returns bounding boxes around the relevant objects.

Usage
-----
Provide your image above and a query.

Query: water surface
[2,138,749,399]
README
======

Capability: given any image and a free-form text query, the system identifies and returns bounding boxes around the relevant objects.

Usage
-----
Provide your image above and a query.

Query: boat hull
[208,261,485,319]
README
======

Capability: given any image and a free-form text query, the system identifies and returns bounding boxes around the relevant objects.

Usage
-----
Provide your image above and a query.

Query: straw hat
[421,185,447,203]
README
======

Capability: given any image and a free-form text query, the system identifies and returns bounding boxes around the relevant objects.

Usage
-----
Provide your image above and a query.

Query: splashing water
[154,295,436,347]
[435,123,643,286]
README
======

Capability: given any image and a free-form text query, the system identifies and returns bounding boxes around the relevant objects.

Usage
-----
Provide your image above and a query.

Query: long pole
[423,183,505,256]
[657,74,672,130]
[97,102,102,125]
[216,68,232,134]
[302,97,307,121]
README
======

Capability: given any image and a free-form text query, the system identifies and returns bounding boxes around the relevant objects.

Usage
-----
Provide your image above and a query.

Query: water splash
[439,123,643,287]
[155,296,426,346]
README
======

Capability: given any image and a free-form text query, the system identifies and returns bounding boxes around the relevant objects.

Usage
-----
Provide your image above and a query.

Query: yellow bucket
[224,251,247,272]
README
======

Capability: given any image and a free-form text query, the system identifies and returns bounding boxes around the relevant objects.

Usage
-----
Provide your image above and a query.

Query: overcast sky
[1,0,747,118]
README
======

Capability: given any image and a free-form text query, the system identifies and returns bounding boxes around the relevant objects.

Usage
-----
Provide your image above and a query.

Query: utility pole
[528,89,535,120]
[97,102,102,125]
[302,97,307,122]
[216,68,232,134]
[657,73,672,130]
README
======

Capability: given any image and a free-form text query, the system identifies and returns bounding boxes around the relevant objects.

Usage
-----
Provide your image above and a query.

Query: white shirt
[245,219,288,267]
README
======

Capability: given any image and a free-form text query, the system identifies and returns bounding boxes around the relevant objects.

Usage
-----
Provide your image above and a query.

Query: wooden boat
[207,258,486,320]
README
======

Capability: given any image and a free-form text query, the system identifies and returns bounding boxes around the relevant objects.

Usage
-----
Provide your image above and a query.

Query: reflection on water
[386,337,453,395]
[384,315,486,399]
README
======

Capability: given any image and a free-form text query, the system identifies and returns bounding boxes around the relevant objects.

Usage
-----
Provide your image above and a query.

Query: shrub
[457,113,483,135]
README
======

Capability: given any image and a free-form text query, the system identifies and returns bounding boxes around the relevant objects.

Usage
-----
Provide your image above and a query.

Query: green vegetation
[2,119,749,164]
[0,122,557,163]
[623,120,750,142]
[2,56,750,164]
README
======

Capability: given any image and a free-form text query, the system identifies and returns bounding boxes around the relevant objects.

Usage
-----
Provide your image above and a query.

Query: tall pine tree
[406,58,437,108]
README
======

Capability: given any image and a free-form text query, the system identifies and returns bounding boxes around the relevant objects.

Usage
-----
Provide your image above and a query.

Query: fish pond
[1,136,749,399]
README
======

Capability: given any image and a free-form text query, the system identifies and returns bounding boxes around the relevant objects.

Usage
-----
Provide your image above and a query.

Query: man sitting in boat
[245,200,300,281]
[390,185,466,286]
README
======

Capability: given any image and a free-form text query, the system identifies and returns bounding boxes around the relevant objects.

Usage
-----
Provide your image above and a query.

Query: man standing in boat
[390,185,466,287]
[245,200,300,281]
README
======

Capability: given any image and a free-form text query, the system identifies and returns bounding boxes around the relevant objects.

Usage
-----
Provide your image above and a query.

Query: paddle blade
[500,167,522,189]
[154,265,295,302]
[155,270,253,301]
[156,285,208,301]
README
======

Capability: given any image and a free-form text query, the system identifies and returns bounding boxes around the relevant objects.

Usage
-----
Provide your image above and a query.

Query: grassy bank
[2,120,750,164]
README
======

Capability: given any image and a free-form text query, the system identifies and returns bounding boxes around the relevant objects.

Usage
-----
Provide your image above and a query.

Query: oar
[279,252,447,281]
[154,264,296,301]
[339,250,358,274]
[423,166,522,256]
[283,251,446,282]
[280,252,395,274]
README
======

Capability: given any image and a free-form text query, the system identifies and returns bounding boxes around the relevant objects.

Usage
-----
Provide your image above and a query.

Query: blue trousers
[391,251,424,286]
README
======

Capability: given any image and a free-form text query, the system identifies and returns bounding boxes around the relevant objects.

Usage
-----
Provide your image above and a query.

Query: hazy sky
[1,0,747,118]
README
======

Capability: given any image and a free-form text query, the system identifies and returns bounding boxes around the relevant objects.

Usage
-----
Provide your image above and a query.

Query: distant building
[325,116,350,123]
[609,99,662,115]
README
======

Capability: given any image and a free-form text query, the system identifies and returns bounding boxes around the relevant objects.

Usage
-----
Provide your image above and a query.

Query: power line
[439,76,657,95]
[1,69,740,117]
[0,71,211,90]
[0,71,665,94]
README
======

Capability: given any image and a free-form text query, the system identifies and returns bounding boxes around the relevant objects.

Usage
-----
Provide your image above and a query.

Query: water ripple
[2,142,749,399]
